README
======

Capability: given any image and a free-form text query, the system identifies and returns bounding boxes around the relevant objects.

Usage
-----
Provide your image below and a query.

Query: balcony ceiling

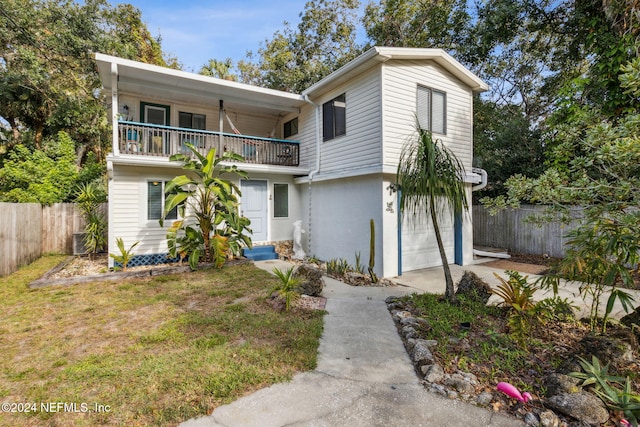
[95,53,306,116]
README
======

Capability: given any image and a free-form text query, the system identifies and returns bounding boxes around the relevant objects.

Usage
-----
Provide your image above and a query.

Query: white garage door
[401,206,455,272]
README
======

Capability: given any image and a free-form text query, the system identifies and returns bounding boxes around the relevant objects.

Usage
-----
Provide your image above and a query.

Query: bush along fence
[0,202,107,277]
[472,205,582,258]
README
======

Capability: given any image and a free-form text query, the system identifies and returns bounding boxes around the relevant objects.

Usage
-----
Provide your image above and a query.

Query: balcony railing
[117,121,300,167]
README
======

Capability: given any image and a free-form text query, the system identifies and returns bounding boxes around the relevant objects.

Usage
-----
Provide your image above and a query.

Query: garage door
[401,206,455,272]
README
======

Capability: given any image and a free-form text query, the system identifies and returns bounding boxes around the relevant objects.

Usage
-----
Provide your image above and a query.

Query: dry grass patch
[0,256,324,426]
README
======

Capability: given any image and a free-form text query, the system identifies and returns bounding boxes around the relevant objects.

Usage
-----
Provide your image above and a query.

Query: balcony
[117,121,300,167]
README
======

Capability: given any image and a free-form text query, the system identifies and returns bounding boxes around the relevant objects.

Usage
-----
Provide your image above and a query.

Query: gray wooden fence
[473,205,581,258]
[0,203,107,277]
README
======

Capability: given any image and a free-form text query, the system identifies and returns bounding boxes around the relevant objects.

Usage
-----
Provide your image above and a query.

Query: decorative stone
[455,270,492,304]
[422,364,445,383]
[401,325,418,339]
[546,392,609,425]
[444,374,476,394]
[545,373,582,397]
[524,412,540,426]
[411,340,435,367]
[293,263,324,296]
[476,391,493,407]
[539,410,561,427]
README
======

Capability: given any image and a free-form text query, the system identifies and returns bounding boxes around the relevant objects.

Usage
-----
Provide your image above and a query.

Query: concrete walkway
[181,259,523,427]
[394,260,640,321]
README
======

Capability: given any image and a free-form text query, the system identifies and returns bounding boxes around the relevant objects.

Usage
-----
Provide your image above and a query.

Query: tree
[482,58,640,332]
[238,0,362,92]
[0,0,172,164]
[0,131,79,204]
[161,144,252,269]
[199,58,237,80]
[397,127,469,303]
[363,0,470,52]
[473,99,545,201]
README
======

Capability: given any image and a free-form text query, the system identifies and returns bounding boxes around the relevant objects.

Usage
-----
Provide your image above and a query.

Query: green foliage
[162,144,252,270]
[397,127,469,303]
[571,356,640,426]
[483,60,640,333]
[237,0,361,92]
[491,271,539,347]
[74,181,107,258]
[354,252,364,274]
[326,258,351,277]
[0,132,78,204]
[109,238,139,271]
[270,266,302,311]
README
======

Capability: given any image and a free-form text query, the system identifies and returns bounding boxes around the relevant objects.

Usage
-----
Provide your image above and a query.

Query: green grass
[0,256,324,426]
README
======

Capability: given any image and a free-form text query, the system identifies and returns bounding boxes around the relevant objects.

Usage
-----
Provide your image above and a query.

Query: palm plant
[160,143,252,269]
[270,266,302,311]
[396,126,468,303]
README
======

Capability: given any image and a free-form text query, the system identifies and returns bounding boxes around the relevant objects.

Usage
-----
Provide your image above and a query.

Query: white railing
[118,121,300,166]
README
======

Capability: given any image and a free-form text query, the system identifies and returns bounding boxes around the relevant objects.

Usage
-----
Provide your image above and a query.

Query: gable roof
[303,46,489,98]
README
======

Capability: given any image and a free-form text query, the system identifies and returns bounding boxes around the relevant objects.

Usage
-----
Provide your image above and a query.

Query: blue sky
[113,0,338,72]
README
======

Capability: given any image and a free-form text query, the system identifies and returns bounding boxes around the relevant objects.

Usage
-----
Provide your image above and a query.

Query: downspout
[219,100,224,150]
[303,94,321,255]
[472,167,488,192]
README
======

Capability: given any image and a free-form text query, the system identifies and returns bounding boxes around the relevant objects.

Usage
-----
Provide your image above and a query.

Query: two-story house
[94,47,488,277]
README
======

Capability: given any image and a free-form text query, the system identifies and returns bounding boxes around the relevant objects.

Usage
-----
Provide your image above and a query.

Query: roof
[94,53,306,115]
[95,47,488,113]
[303,46,489,98]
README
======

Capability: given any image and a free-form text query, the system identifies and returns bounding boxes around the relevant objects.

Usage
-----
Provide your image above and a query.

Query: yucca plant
[270,266,302,311]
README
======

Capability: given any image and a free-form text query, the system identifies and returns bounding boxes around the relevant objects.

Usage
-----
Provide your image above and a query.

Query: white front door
[241,180,268,242]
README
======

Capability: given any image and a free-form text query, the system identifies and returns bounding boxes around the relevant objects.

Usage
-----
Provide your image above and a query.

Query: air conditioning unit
[73,232,88,255]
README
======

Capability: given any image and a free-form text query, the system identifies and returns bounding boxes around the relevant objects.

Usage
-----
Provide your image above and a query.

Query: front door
[241,180,268,242]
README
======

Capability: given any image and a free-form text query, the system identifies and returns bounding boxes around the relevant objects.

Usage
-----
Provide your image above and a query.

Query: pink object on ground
[496,382,531,403]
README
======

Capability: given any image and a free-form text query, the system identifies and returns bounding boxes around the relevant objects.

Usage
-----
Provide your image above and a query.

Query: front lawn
[0,256,325,426]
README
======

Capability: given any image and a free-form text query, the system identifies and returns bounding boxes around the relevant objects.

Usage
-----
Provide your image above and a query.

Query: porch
[117,121,300,167]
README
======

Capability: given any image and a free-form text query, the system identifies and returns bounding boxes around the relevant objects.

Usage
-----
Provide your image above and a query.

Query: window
[273,183,288,218]
[179,112,206,150]
[147,181,177,221]
[322,93,346,141]
[283,117,298,138]
[179,112,206,130]
[417,86,446,134]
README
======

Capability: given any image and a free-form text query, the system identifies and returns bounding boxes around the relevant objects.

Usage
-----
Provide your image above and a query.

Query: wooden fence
[0,203,107,277]
[473,205,582,258]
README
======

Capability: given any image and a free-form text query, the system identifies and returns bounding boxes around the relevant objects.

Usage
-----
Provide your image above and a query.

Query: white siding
[314,67,383,173]
[381,60,474,170]
[303,175,384,275]
[109,165,305,266]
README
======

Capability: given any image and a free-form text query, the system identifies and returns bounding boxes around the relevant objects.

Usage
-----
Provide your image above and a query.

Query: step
[242,245,279,261]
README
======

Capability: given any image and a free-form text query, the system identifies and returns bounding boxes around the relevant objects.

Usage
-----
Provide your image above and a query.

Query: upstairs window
[322,93,346,141]
[179,112,206,130]
[284,117,298,138]
[417,86,446,135]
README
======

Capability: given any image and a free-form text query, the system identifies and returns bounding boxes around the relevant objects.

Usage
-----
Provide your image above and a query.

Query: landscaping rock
[545,373,582,397]
[444,373,476,394]
[524,412,540,426]
[401,325,418,339]
[293,263,324,296]
[620,305,640,328]
[455,270,492,304]
[422,363,445,383]
[476,391,493,406]
[411,340,435,367]
[546,392,609,425]
[539,410,561,427]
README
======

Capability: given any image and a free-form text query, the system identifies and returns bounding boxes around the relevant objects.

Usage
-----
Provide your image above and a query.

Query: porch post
[111,62,120,156]
[219,99,224,151]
